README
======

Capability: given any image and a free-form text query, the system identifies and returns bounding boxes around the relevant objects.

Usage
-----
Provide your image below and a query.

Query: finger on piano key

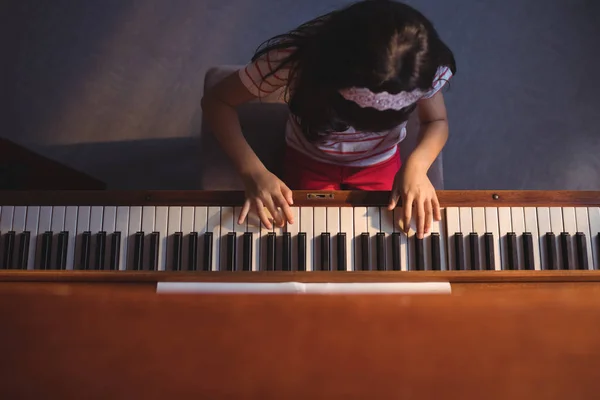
[245,209,260,272]
[300,207,313,271]
[89,206,104,270]
[25,206,39,271]
[64,206,78,271]
[471,207,486,271]
[367,207,380,272]
[126,207,142,270]
[510,207,526,270]
[354,207,368,271]
[36,207,52,270]
[575,207,594,270]
[445,207,460,271]
[206,207,220,271]
[194,207,208,271]
[286,207,300,272]
[562,207,578,271]
[180,207,194,271]
[380,207,394,271]
[313,207,327,271]
[326,207,340,272]
[484,207,501,271]
[340,207,354,271]
[167,207,182,271]
[233,207,245,271]
[549,207,564,269]
[536,207,551,270]
[524,207,541,270]
[219,207,235,272]
[102,206,117,271]
[587,207,600,270]
[459,207,473,271]
[0,206,14,269]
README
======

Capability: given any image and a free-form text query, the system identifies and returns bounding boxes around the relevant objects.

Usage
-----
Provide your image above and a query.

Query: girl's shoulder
[238,46,298,101]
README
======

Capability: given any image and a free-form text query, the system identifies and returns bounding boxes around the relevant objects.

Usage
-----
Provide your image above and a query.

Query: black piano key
[546,233,557,270]
[40,231,53,270]
[95,231,106,270]
[360,233,370,271]
[454,233,464,271]
[226,232,236,271]
[282,232,291,271]
[392,233,401,271]
[320,233,331,271]
[415,237,424,271]
[484,233,495,270]
[469,233,479,271]
[133,231,144,271]
[337,233,347,271]
[376,233,386,271]
[266,232,276,271]
[298,233,307,271]
[172,232,183,271]
[188,232,198,271]
[242,233,252,271]
[56,231,68,270]
[560,232,571,270]
[431,233,441,271]
[2,231,15,269]
[148,232,159,271]
[110,232,121,271]
[575,232,589,270]
[17,231,30,270]
[506,232,518,270]
[523,232,534,270]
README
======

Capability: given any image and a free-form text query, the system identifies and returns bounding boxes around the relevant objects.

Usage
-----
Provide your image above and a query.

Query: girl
[201,0,456,239]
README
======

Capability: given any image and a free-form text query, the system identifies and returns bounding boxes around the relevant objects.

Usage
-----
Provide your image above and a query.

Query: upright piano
[2,190,600,398]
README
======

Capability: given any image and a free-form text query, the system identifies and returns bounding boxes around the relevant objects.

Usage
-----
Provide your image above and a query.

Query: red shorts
[283,146,401,190]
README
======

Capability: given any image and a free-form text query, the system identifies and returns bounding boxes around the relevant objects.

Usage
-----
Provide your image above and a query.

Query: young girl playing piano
[201,0,456,239]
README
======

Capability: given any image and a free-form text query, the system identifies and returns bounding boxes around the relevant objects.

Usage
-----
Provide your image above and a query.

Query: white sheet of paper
[156,282,451,294]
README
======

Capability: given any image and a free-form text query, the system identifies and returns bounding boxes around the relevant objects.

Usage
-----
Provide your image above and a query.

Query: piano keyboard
[1,203,599,272]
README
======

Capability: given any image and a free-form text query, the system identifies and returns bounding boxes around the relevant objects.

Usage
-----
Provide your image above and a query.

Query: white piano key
[340,207,354,271]
[0,206,14,265]
[127,207,142,270]
[524,207,541,270]
[141,206,155,270]
[445,207,460,270]
[102,207,117,268]
[155,207,168,271]
[562,207,577,270]
[206,207,221,271]
[180,207,194,270]
[380,207,394,271]
[367,207,380,270]
[498,207,512,270]
[353,207,368,271]
[286,207,300,272]
[313,207,327,270]
[472,207,486,270]
[64,206,78,270]
[167,207,182,271]
[326,207,340,271]
[536,207,551,270]
[25,207,40,270]
[50,206,65,269]
[246,209,261,272]
[589,207,600,270]
[459,207,473,270]
[575,207,594,270]
[219,207,235,271]
[510,207,525,270]
[232,207,245,271]
[194,207,208,270]
[300,207,314,272]
[75,206,91,270]
[484,208,501,271]
[12,207,27,232]
[549,207,564,268]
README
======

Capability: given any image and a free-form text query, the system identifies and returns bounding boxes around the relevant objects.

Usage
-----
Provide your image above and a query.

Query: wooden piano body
[2,190,600,398]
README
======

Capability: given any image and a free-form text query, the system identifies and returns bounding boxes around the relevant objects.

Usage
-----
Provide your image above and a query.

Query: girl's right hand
[237,168,295,229]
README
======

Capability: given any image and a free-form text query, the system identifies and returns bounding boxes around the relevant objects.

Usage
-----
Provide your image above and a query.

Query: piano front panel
[1,200,600,273]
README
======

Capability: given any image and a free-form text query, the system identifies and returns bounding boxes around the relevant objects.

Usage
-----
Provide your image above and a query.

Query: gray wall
[3,0,599,190]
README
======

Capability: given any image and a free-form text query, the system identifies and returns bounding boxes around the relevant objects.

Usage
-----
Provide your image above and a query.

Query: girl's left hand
[388,166,441,239]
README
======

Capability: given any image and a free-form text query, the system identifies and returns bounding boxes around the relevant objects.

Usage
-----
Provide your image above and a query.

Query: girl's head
[253,0,456,142]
